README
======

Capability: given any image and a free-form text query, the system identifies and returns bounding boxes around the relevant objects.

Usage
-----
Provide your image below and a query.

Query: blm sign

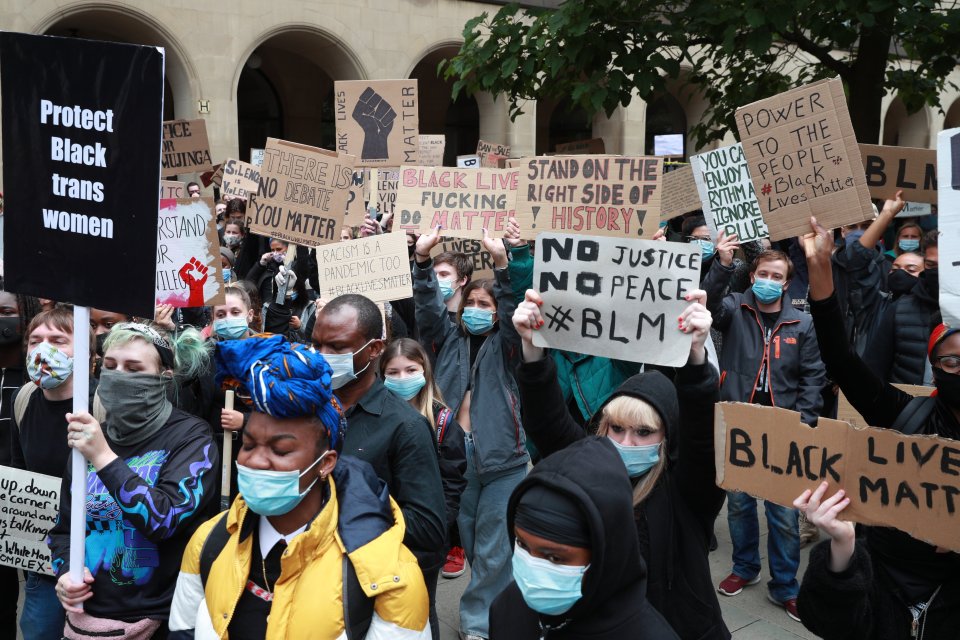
[0,33,164,317]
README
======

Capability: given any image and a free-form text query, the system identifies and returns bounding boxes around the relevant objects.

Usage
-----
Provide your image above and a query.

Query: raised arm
[483,223,521,364]
[412,226,458,356]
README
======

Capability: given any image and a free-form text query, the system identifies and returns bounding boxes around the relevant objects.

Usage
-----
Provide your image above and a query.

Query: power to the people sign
[0,33,164,317]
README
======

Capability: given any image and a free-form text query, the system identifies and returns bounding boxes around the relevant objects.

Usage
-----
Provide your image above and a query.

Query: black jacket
[514,356,729,640]
[489,437,678,639]
[432,400,467,542]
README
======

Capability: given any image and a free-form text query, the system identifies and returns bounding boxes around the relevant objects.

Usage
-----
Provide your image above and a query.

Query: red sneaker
[717,572,761,596]
[767,593,801,622]
[442,546,466,578]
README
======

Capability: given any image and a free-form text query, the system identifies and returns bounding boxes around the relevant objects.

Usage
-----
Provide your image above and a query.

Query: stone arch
[944,97,960,131]
[882,97,931,147]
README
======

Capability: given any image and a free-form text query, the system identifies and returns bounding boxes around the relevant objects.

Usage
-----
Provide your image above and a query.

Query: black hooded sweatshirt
[489,437,679,639]
[515,357,729,639]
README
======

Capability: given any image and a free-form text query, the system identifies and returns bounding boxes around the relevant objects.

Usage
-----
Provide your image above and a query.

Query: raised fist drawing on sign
[352,87,396,160]
[179,257,209,307]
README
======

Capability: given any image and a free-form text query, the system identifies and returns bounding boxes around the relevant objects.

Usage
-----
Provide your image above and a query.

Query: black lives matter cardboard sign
[0,33,163,317]
[335,80,418,167]
[860,144,938,204]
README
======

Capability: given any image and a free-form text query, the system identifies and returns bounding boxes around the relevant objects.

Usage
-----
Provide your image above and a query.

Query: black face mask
[934,368,960,410]
[0,317,20,346]
[95,333,108,358]
[887,269,918,297]
[407,244,416,260]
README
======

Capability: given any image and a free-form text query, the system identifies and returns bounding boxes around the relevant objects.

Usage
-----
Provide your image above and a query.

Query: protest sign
[938,127,960,328]
[660,164,702,221]
[374,168,401,219]
[161,119,213,177]
[517,156,662,239]
[431,238,496,281]
[315,232,411,303]
[691,144,769,241]
[716,402,960,552]
[899,201,932,218]
[221,158,260,200]
[246,138,356,246]
[1,32,164,318]
[344,170,367,228]
[0,466,60,575]
[156,198,225,308]
[860,144,937,204]
[837,384,933,428]
[396,166,520,240]
[532,233,700,364]
[335,80,418,167]
[735,77,873,240]
[556,138,606,155]
[457,154,480,168]
[477,139,510,168]
[419,135,446,166]
[251,148,264,166]
[160,180,185,199]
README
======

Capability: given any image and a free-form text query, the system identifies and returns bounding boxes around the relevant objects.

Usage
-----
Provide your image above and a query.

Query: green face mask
[97,369,173,446]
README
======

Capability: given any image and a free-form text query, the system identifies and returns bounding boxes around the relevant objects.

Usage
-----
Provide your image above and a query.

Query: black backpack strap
[342,555,374,639]
[199,513,230,588]
[891,396,937,435]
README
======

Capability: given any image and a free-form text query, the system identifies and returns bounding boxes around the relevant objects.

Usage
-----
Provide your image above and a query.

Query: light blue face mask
[438,278,458,301]
[237,451,329,517]
[899,238,920,252]
[751,278,783,304]
[222,268,233,283]
[323,339,375,390]
[384,373,427,401]
[610,439,661,477]
[692,238,715,260]
[214,316,249,340]
[462,307,495,335]
[512,544,588,616]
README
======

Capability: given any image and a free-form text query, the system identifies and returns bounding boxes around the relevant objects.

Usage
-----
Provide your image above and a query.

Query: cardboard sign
[457,154,480,168]
[395,166,520,240]
[837,384,933,428]
[419,135,446,167]
[160,180,185,199]
[431,238,496,281]
[315,233,412,303]
[938,127,960,328]
[477,140,510,168]
[691,144,769,241]
[344,170,367,228]
[532,233,700,364]
[335,80,418,167]
[374,168,401,220]
[660,164,702,221]
[161,119,213,177]
[0,466,60,575]
[899,201,932,218]
[517,156,662,239]
[716,402,960,553]
[0,32,164,317]
[221,158,260,200]
[735,77,873,240]
[155,198,225,308]
[860,144,937,204]
[246,138,356,246]
[556,138,606,155]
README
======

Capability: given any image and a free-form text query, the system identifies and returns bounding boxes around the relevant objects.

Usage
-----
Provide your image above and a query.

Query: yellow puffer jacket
[168,458,430,639]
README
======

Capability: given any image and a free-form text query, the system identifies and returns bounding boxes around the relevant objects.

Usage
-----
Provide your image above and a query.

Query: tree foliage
[439,0,960,145]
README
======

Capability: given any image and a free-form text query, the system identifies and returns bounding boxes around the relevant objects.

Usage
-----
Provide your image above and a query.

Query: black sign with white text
[1,33,164,317]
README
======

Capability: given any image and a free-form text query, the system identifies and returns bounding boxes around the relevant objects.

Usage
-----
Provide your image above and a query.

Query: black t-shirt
[11,389,72,477]
[753,312,779,407]
[0,367,25,466]
[227,528,285,640]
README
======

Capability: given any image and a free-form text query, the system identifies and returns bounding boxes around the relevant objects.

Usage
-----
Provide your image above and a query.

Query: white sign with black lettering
[938,127,960,328]
[532,233,700,365]
[0,466,59,575]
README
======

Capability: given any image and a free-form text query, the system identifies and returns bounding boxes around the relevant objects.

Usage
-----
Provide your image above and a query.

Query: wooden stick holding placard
[70,306,90,590]
[221,390,235,512]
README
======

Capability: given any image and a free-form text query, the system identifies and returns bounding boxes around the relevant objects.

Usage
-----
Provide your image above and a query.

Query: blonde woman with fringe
[511,288,731,640]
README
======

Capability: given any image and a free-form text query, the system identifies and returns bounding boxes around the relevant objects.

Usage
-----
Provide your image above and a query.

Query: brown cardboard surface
[477,139,510,168]
[375,168,401,219]
[246,138,355,246]
[716,402,960,552]
[555,138,606,155]
[395,165,520,240]
[315,232,411,303]
[161,119,213,177]
[155,197,225,307]
[430,238,496,281]
[160,180,185,199]
[335,80,418,167]
[837,384,934,428]
[860,144,938,204]
[516,155,662,239]
[735,77,873,240]
[660,164,702,220]
[344,170,367,229]
[221,158,260,200]
[419,135,446,166]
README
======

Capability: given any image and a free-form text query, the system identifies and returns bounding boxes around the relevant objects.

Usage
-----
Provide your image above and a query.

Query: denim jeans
[457,433,527,638]
[727,490,800,602]
[20,571,64,640]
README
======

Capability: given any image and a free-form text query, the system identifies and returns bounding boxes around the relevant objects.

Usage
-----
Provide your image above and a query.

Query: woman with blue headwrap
[169,335,431,639]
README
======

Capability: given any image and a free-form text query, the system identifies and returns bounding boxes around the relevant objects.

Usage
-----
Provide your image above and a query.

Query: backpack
[13,384,106,429]
[891,395,937,436]
[198,513,373,639]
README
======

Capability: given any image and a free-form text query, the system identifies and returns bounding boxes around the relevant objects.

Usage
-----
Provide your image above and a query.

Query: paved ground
[436,499,822,639]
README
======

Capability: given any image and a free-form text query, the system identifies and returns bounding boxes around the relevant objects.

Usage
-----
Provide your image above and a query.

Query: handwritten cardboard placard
[477,139,510,168]
[156,198,225,308]
[160,180,185,199]
[735,77,873,240]
[431,238,496,281]
[532,233,700,364]
[691,143,769,241]
[396,166,520,240]
[860,144,937,204]
[344,170,367,228]
[556,138,606,155]
[660,164,702,221]
[335,79,418,167]
[716,402,960,552]
[0,466,59,575]
[457,154,480,168]
[315,232,412,303]
[221,158,260,200]
[419,135,446,167]
[517,155,662,239]
[374,168,401,219]
[246,138,356,246]
[938,127,960,328]
[837,384,933,428]
[161,118,213,177]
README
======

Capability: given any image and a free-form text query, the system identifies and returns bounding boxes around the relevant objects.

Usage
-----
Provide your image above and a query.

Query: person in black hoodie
[511,288,729,639]
[490,436,678,639]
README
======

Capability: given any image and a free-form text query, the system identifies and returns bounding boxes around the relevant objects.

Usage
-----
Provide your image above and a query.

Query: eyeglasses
[933,355,960,374]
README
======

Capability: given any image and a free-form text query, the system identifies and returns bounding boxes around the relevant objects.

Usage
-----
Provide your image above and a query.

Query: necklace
[261,558,273,594]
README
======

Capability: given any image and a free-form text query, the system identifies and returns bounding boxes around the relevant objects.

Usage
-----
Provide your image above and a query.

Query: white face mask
[322,339,375,390]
